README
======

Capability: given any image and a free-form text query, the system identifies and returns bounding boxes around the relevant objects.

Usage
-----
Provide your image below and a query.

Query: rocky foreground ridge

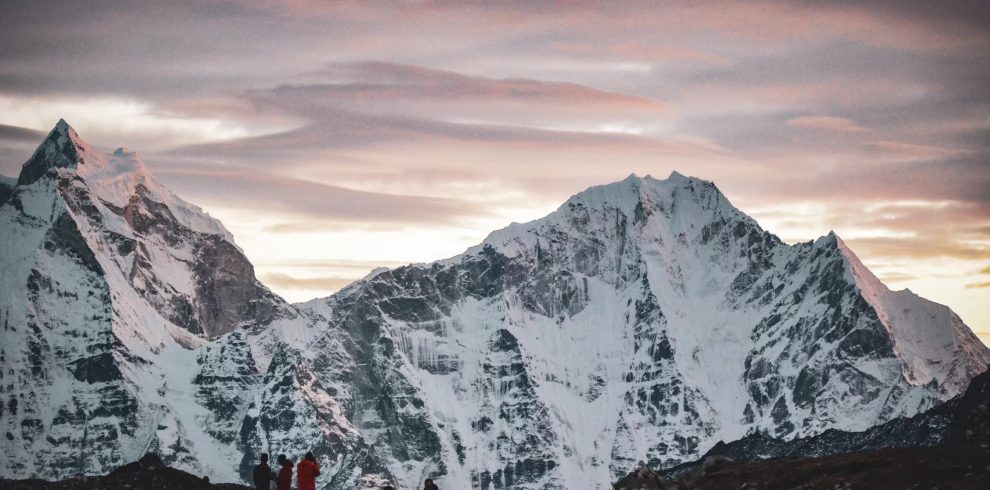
[0,454,250,490]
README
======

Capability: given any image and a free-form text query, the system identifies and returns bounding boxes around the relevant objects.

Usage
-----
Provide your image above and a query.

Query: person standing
[275,454,293,490]
[296,452,321,490]
[252,453,276,490]
[424,478,439,490]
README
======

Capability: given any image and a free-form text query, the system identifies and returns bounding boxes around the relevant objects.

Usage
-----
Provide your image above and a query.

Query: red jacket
[296,458,321,490]
[276,462,293,490]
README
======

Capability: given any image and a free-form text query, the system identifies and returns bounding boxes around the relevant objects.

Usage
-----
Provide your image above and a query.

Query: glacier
[0,121,987,489]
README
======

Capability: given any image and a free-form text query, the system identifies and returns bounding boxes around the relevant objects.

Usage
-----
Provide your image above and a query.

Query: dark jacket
[252,462,275,490]
[276,461,293,490]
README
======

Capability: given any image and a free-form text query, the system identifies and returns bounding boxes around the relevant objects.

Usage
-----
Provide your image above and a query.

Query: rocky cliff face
[0,121,290,481]
[1,121,987,489]
[0,175,14,205]
[270,173,988,489]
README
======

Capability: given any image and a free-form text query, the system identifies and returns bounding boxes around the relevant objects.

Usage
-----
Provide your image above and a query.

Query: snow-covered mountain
[0,121,291,481]
[274,172,988,489]
[1,121,987,489]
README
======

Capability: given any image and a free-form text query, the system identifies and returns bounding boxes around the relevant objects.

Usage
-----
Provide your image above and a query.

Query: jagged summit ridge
[476,171,763,263]
[479,173,986,398]
[17,118,92,185]
[832,234,986,395]
[0,120,295,483]
[1,120,287,342]
[13,120,234,240]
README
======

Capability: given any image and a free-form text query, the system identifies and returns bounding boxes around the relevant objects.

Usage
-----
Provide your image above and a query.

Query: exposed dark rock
[613,463,678,489]
[618,446,990,490]
[0,454,251,489]
[0,177,14,207]
[17,120,80,187]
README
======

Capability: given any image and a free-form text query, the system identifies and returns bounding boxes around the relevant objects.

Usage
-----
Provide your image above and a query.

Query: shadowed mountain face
[0,122,987,489]
[3,120,287,340]
[0,175,14,206]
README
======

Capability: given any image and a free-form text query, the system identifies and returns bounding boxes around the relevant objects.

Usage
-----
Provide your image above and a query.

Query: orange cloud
[844,236,990,261]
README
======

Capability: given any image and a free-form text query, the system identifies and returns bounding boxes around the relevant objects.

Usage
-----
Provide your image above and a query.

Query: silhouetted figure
[276,454,293,490]
[297,452,321,490]
[253,453,276,490]
[383,487,395,490]
[424,478,440,490]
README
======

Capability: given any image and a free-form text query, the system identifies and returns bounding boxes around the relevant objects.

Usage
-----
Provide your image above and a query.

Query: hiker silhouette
[252,453,276,490]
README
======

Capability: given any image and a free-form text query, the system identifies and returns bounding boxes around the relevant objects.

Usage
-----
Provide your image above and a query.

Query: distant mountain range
[1,121,987,489]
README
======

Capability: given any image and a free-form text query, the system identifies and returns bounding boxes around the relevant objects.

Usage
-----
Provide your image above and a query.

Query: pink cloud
[546,41,731,67]
[863,141,971,160]
[787,116,871,133]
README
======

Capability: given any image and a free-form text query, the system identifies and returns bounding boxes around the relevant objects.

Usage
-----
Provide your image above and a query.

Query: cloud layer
[0,0,987,342]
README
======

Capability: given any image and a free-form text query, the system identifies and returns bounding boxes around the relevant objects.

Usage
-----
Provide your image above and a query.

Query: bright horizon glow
[0,95,263,150]
[209,182,990,347]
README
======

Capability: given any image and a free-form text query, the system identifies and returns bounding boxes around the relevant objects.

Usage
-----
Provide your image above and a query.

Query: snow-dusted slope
[1,122,987,489]
[0,121,292,481]
[835,237,985,395]
[272,172,989,489]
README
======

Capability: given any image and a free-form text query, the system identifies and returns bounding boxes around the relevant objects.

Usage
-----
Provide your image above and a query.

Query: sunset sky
[0,1,987,344]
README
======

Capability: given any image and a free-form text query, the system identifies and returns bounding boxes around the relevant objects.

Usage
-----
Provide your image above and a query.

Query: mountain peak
[620,172,642,182]
[17,119,96,186]
[53,117,72,135]
[562,172,733,222]
[477,171,754,259]
[47,119,88,149]
[568,171,731,218]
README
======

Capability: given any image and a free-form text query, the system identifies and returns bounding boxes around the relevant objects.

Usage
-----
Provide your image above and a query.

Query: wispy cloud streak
[0,0,987,340]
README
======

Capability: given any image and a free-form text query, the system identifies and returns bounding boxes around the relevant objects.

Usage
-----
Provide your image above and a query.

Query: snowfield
[1,122,987,489]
